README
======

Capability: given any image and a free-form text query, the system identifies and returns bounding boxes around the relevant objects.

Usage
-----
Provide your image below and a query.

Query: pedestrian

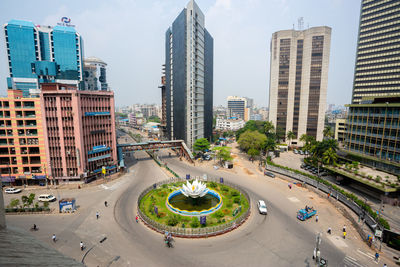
[96,211,99,219]
[375,252,379,262]
[327,227,332,234]
[52,234,56,243]
[80,241,84,251]
[316,215,319,222]
[135,215,139,223]
[383,264,387,267]
[343,225,346,232]
[104,201,108,207]
[343,231,346,239]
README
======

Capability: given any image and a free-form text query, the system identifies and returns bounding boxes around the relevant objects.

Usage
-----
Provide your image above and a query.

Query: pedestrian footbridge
[117,140,194,167]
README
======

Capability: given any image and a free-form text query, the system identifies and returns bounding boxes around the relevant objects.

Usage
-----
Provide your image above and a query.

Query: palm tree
[264,137,276,153]
[286,131,295,147]
[300,134,315,152]
[323,126,334,139]
[322,148,338,165]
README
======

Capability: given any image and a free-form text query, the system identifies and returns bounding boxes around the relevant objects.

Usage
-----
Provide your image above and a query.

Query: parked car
[264,171,275,178]
[203,155,211,161]
[299,150,304,155]
[38,194,56,202]
[5,187,22,194]
[294,149,298,154]
[300,164,306,169]
[257,200,268,215]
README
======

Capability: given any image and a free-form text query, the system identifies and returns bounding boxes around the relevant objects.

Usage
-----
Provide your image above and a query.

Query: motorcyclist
[33,224,37,230]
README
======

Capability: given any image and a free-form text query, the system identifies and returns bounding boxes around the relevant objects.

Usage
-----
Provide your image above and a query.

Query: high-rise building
[3,19,84,97]
[227,96,250,121]
[0,90,48,185]
[351,0,400,104]
[83,57,108,91]
[41,83,117,183]
[343,0,400,175]
[165,0,213,148]
[268,27,332,144]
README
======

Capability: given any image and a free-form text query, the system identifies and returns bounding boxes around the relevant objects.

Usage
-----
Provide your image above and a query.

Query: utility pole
[377,199,384,251]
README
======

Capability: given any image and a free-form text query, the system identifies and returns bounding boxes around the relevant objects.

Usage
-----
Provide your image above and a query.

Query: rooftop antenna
[298,17,304,30]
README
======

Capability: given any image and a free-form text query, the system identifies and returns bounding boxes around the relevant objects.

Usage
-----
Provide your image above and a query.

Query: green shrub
[209,182,217,188]
[375,177,381,183]
[162,184,168,189]
[233,197,241,204]
[226,200,233,208]
[43,202,49,208]
[167,214,179,226]
[231,191,239,197]
[190,217,200,228]
[213,210,224,219]
[221,186,229,192]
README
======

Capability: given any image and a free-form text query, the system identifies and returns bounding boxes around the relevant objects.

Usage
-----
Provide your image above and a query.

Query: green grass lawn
[139,181,249,228]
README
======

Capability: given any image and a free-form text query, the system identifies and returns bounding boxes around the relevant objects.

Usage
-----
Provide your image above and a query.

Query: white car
[38,194,56,202]
[257,200,268,215]
[5,187,22,194]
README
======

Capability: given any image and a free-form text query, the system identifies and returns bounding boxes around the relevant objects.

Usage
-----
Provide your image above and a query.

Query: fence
[137,177,251,238]
[265,164,378,231]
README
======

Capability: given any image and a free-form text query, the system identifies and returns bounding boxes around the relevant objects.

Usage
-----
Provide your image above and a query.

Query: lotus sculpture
[180,179,209,198]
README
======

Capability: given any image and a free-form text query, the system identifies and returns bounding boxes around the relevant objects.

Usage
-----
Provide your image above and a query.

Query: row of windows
[361,6,400,23]
[362,1,400,16]
[360,19,399,33]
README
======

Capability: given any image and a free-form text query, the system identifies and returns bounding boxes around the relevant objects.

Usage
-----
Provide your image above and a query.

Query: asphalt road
[4,144,374,266]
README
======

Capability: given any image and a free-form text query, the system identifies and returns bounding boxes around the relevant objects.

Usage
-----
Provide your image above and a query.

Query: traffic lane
[157,153,345,266]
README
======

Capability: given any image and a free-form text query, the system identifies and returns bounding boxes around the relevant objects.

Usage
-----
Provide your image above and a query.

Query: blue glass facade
[5,20,37,79]
[4,19,84,96]
[53,26,81,80]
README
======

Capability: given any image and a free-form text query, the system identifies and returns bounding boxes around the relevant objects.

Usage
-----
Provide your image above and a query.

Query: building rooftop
[6,19,35,28]
[85,56,107,65]
[0,226,83,266]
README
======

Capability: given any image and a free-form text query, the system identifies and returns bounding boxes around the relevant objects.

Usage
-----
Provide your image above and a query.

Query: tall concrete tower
[268,26,331,144]
[165,0,214,148]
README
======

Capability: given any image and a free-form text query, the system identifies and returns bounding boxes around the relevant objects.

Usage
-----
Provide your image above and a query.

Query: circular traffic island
[138,178,250,237]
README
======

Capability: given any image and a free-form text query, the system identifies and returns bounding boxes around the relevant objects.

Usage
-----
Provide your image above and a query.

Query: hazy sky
[0,0,361,107]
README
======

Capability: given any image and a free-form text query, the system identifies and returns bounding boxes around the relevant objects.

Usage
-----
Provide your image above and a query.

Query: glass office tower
[351,0,400,104]
[3,20,84,97]
[165,0,213,148]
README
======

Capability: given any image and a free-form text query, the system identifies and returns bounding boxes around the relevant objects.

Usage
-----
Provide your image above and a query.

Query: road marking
[288,197,300,203]
[357,248,375,260]
[343,255,364,267]
[327,235,348,248]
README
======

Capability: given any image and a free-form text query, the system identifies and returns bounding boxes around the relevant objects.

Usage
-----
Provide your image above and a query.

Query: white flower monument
[180,179,209,198]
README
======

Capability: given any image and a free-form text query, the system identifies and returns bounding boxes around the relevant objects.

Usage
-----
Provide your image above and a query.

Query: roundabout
[137,178,250,237]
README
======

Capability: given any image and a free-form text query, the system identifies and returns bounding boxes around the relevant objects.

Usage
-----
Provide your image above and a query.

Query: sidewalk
[225,143,396,266]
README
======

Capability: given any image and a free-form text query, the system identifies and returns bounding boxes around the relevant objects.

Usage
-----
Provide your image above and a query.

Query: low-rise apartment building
[216,117,245,131]
[0,90,47,185]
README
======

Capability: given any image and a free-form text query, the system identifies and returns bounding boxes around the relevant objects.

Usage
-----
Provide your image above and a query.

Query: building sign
[57,17,75,27]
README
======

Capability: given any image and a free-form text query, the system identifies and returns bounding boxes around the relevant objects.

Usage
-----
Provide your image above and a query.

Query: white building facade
[216,117,245,131]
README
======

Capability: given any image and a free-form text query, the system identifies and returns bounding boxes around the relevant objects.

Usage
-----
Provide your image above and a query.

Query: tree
[8,198,19,209]
[247,148,260,162]
[27,193,35,208]
[322,148,338,165]
[275,126,286,142]
[116,112,127,118]
[193,138,210,153]
[264,121,275,137]
[323,126,334,139]
[286,131,296,147]
[148,116,161,123]
[236,120,265,140]
[213,146,233,165]
[237,130,266,152]
[300,134,316,152]
[21,195,29,208]
[264,137,277,153]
